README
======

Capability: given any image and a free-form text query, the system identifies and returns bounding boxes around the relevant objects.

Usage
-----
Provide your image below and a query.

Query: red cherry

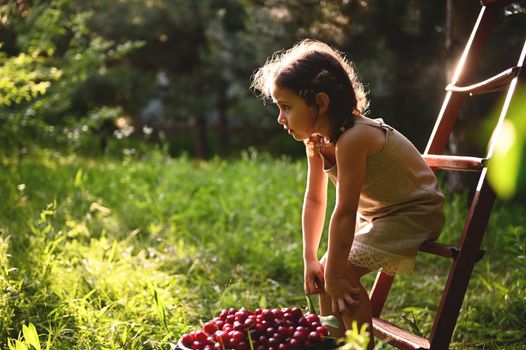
[295,326,307,333]
[219,309,228,320]
[293,330,307,343]
[181,333,193,347]
[291,307,303,321]
[316,325,329,336]
[272,308,284,319]
[308,331,321,343]
[309,321,320,330]
[192,340,204,350]
[235,310,248,322]
[203,321,217,335]
[236,340,249,350]
[289,338,300,348]
[244,317,255,329]
[262,309,274,322]
[277,326,290,338]
[258,335,268,346]
[298,316,309,327]
[215,330,228,344]
[194,331,208,343]
[268,337,279,348]
[305,313,319,324]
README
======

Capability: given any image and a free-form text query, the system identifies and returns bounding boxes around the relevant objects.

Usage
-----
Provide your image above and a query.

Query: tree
[0,0,141,155]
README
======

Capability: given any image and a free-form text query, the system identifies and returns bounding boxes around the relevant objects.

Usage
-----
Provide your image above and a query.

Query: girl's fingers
[306,278,323,294]
[331,299,339,314]
[344,294,358,307]
[337,298,346,313]
[315,274,324,290]
[350,284,361,295]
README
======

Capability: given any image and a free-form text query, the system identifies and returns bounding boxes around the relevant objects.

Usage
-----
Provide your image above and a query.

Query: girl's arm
[302,142,328,294]
[324,128,368,311]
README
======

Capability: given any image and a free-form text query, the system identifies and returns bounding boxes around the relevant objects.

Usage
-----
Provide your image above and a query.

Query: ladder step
[419,241,487,261]
[373,317,430,350]
[419,241,459,259]
[446,66,520,95]
[423,154,486,172]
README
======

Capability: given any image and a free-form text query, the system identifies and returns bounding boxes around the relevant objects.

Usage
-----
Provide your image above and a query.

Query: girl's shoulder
[337,121,386,157]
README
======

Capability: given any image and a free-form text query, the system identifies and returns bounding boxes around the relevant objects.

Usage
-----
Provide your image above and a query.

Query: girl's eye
[282,105,290,112]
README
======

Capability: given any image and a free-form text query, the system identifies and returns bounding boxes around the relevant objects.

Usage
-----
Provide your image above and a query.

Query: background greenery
[1,0,524,159]
[1,0,526,349]
[1,150,525,349]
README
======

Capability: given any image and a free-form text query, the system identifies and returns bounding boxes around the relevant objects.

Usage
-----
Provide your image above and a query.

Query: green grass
[0,150,525,349]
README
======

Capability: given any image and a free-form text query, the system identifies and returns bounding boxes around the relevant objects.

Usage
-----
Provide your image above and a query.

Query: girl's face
[272,84,316,141]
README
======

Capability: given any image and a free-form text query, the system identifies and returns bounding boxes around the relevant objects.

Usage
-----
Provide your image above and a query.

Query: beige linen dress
[319,118,445,275]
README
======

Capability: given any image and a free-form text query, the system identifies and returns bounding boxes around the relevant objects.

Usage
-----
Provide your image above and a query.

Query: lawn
[1,150,525,349]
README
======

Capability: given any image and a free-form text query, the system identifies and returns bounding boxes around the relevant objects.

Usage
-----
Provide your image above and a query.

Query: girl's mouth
[284,125,293,134]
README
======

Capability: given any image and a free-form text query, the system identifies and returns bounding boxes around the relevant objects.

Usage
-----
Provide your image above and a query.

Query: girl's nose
[277,112,285,125]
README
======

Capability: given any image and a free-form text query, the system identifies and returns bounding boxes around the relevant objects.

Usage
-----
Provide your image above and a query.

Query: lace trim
[348,241,415,276]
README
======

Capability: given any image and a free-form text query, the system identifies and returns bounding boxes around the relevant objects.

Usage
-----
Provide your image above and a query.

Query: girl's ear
[315,92,330,116]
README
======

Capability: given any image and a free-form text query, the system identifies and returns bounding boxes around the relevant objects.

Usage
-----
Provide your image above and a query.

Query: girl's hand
[304,259,325,294]
[324,273,361,314]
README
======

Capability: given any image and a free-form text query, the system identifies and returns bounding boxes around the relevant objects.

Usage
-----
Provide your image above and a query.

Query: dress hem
[348,241,415,276]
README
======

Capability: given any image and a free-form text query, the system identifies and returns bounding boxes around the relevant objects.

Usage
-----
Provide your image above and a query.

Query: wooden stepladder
[369,1,525,349]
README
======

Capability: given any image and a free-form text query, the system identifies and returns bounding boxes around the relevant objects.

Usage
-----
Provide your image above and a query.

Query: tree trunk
[217,87,229,156]
[191,115,209,159]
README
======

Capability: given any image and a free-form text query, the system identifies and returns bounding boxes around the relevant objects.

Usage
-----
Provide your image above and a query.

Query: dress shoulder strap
[354,118,393,131]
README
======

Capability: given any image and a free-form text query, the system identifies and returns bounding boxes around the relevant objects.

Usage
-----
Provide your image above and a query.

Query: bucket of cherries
[177,307,338,350]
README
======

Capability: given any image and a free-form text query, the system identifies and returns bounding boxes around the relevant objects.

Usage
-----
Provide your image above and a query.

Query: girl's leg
[341,266,374,350]
[319,291,346,337]
[318,264,374,349]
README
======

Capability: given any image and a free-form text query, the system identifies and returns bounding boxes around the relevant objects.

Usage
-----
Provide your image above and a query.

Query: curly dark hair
[251,39,369,143]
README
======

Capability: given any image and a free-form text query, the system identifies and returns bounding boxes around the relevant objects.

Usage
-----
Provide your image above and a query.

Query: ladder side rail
[485,39,526,160]
[425,4,501,155]
[370,272,395,318]
[429,48,524,347]
[428,172,496,349]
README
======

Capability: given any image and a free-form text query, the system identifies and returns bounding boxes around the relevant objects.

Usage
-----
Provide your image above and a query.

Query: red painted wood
[425,5,500,155]
[428,177,496,349]
[368,2,524,349]
[422,155,485,172]
[373,317,430,350]
[370,272,394,318]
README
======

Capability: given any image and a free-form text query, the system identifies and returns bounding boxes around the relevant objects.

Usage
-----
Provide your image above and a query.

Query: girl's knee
[345,264,371,284]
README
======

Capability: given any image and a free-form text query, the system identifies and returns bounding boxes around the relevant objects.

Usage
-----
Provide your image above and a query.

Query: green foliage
[487,87,526,199]
[1,1,523,158]
[0,0,143,155]
[1,151,525,349]
[339,322,375,350]
[7,322,48,350]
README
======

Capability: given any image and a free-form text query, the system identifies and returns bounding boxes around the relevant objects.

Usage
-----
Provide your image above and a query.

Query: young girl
[251,39,445,347]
